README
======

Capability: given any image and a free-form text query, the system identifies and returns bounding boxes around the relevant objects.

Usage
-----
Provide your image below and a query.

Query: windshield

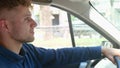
[90,0,120,30]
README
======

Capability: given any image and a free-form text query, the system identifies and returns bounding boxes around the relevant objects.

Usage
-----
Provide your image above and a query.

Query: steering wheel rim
[114,56,120,68]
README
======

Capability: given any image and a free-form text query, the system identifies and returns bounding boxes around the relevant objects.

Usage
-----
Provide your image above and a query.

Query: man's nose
[31,19,37,28]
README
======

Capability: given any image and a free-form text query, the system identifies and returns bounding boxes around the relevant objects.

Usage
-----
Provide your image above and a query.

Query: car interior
[31,0,120,68]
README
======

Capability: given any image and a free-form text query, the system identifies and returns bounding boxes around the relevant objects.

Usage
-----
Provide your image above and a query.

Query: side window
[31,4,113,48]
[31,4,72,49]
[70,15,110,47]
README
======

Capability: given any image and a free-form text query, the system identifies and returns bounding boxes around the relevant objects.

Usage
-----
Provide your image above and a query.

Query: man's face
[5,5,37,43]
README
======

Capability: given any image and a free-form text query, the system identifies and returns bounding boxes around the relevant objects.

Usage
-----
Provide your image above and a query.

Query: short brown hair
[0,0,31,11]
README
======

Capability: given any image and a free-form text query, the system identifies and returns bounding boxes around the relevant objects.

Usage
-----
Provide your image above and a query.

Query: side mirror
[101,41,113,48]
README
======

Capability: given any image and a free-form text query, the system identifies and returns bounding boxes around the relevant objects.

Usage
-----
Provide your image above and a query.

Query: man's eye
[25,17,31,21]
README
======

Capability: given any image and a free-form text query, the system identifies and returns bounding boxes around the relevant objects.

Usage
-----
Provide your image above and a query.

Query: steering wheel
[85,55,105,68]
[85,56,119,68]
[114,56,120,68]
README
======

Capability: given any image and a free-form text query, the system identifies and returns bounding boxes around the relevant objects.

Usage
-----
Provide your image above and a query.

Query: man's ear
[0,19,8,31]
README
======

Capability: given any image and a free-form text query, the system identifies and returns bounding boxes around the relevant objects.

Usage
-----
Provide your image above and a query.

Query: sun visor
[32,0,52,5]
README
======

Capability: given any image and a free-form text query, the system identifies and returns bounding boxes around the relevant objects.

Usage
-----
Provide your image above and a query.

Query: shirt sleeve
[35,46,101,65]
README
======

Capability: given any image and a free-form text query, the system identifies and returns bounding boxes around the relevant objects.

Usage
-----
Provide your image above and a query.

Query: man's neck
[5,43,22,54]
[0,38,23,54]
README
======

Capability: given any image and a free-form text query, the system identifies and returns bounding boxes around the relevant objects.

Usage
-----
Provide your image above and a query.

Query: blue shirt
[0,43,101,68]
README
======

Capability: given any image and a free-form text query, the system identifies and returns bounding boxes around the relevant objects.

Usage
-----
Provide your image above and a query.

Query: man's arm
[35,46,102,66]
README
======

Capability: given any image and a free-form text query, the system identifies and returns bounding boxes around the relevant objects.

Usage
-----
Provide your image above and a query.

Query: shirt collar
[0,44,26,62]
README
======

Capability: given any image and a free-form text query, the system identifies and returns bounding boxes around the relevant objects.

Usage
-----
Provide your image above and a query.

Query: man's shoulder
[22,43,36,51]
